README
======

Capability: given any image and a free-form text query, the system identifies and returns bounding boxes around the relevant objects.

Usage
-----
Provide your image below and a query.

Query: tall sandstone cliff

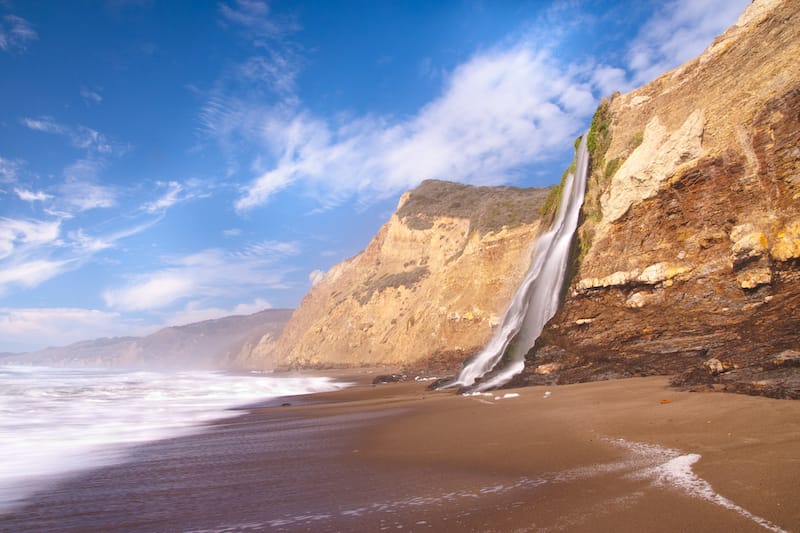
[272,180,550,369]
[517,0,800,398]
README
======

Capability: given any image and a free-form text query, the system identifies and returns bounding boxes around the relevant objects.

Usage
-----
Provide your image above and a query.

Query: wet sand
[2,373,798,532]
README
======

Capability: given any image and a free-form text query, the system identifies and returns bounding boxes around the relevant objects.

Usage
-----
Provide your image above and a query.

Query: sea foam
[0,364,349,513]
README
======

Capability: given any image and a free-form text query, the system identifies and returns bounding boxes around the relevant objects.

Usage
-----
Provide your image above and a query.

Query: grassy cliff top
[397,179,552,235]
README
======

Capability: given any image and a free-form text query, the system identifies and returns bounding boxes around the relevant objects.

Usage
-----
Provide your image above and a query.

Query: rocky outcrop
[270,180,551,370]
[516,0,800,398]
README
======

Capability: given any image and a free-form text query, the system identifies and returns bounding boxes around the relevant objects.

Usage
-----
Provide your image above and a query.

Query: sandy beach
[2,373,798,532]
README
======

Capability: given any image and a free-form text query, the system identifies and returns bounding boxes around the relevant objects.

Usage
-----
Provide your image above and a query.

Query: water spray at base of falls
[448,132,590,392]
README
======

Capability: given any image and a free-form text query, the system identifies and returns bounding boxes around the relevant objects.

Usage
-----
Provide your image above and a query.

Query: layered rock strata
[517,0,800,398]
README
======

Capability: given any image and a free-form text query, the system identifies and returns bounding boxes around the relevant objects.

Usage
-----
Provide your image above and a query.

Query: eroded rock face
[518,0,800,398]
[269,180,550,370]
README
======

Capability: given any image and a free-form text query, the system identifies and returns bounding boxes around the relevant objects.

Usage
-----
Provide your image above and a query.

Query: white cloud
[66,229,114,253]
[223,228,242,237]
[0,156,21,183]
[233,239,300,258]
[163,297,273,327]
[219,0,298,40]
[627,0,750,85]
[140,180,208,214]
[200,0,302,157]
[0,258,74,291]
[0,217,61,260]
[15,188,52,203]
[0,217,73,294]
[80,86,103,105]
[59,173,117,211]
[591,65,633,96]
[102,243,298,311]
[73,126,113,154]
[21,116,65,134]
[237,53,300,97]
[142,181,184,213]
[0,14,37,53]
[66,219,157,253]
[0,212,157,295]
[231,298,272,314]
[0,307,143,353]
[21,116,115,154]
[103,271,195,311]
[235,43,593,211]
[19,118,122,214]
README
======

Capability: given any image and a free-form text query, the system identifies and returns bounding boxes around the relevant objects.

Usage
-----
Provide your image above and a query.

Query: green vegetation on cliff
[575,96,620,265]
[540,98,619,294]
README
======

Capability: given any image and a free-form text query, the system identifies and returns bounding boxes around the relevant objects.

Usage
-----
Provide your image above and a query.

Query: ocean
[0,364,350,514]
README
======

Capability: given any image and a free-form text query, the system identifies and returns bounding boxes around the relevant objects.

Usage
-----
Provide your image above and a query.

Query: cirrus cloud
[0,14,37,53]
[235,43,595,212]
[102,241,300,311]
[626,0,750,85]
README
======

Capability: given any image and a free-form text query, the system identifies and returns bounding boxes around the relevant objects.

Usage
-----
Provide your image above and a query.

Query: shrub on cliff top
[397,180,551,236]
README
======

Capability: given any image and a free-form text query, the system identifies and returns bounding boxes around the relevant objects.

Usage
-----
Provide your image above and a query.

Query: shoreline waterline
[1,373,797,531]
[0,364,355,515]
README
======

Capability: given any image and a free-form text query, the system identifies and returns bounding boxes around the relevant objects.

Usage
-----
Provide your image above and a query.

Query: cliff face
[272,180,550,369]
[518,0,800,397]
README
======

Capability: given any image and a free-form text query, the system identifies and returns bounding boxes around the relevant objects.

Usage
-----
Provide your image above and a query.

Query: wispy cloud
[591,65,634,96]
[22,116,115,154]
[237,52,300,97]
[199,0,302,160]
[59,170,117,211]
[15,188,52,203]
[103,271,195,311]
[0,217,61,260]
[0,210,157,295]
[227,0,747,212]
[163,297,272,328]
[140,180,208,214]
[626,0,750,85]
[66,229,114,253]
[0,258,75,292]
[142,181,184,213]
[80,87,103,105]
[102,241,299,311]
[0,156,22,183]
[0,216,84,293]
[235,42,595,211]
[218,0,298,41]
[21,116,65,135]
[233,239,300,258]
[0,13,37,53]
[66,219,156,254]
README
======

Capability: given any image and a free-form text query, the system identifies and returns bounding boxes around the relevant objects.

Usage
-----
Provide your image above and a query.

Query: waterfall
[450,132,590,392]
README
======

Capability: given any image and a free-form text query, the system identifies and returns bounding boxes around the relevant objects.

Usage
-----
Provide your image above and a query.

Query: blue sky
[0,0,748,352]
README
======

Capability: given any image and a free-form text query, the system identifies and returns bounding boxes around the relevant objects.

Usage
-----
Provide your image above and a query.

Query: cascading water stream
[449,132,590,392]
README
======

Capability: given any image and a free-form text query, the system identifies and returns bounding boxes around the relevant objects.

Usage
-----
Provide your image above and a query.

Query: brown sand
[2,373,797,532]
[283,373,800,532]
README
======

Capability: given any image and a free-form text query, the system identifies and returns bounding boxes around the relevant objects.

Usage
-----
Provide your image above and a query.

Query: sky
[0,0,750,352]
